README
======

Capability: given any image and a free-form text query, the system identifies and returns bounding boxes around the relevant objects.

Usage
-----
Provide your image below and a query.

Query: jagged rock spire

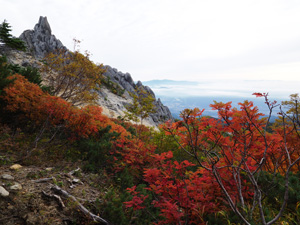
[19,16,66,58]
[35,16,52,35]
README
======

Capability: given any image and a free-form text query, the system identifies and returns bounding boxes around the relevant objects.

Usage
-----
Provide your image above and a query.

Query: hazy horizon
[143,79,297,100]
[1,0,300,90]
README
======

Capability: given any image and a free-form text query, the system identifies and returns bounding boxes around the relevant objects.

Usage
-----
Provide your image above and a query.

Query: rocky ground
[0,160,110,225]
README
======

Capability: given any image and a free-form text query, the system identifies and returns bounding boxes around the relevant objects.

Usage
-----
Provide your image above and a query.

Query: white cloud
[0,0,300,98]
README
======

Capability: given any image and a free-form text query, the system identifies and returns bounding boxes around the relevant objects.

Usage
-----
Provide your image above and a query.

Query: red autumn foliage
[124,185,148,210]
[2,74,46,122]
[123,150,231,224]
[3,75,300,224]
[123,95,300,224]
[1,74,129,139]
[112,137,156,176]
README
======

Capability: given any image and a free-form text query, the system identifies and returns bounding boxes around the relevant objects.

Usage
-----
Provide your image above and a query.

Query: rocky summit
[19,16,67,59]
[16,16,173,127]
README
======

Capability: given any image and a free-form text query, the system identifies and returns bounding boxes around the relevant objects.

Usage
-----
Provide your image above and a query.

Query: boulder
[1,174,14,180]
[0,186,9,197]
[10,164,22,170]
[10,182,22,191]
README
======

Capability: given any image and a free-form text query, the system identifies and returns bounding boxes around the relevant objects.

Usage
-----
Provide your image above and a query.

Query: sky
[1,0,300,99]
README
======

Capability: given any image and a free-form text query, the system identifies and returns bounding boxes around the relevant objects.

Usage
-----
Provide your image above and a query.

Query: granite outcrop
[12,16,173,127]
[101,65,173,126]
[19,16,66,59]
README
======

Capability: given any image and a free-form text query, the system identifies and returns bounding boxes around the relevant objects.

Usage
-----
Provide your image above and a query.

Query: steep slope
[100,65,173,126]
[16,16,172,127]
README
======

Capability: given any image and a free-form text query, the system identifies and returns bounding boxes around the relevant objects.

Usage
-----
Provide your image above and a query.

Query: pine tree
[0,20,26,51]
[125,86,156,125]
[0,56,14,96]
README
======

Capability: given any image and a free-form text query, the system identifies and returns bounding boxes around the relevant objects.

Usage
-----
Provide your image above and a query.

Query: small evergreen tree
[8,63,43,87]
[125,86,156,126]
[0,56,45,91]
[0,56,14,96]
[0,20,26,51]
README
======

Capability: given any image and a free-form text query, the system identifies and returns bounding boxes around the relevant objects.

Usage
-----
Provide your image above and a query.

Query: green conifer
[0,20,26,51]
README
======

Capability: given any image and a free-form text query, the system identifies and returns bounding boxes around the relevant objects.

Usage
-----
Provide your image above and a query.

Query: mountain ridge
[15,16,173,127]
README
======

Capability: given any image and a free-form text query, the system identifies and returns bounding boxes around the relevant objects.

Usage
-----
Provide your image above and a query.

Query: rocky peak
[35,16,52,35]
[10,16,173,127]
[19,16,66,59]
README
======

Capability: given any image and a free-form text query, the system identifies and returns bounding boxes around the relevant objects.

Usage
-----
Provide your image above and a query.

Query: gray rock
[136,80,143,87]
[103,65,136,94]
[72,178,80,183]
[1,174,14,180]
[144,85,155,98]
[19,16,67,59]
[0,186,9,197]
[21,61,30,67]
[100,66,173,126]
[9,182,22,191]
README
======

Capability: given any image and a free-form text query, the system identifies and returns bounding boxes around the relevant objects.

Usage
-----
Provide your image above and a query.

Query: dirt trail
[0,164,106,225]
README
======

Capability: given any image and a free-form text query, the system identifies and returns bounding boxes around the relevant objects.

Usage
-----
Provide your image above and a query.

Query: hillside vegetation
[1,20,300,225]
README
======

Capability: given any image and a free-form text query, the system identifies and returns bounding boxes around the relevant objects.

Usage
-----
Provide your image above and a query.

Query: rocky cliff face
[19,16,66,59]
[17,16,173,127]
[101,65,173,126]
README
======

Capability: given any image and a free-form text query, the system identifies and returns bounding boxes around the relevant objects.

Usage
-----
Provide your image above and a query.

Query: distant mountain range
[143,79,196,86]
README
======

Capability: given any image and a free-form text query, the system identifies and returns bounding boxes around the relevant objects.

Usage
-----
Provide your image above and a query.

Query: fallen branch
[68,167,80,176]
[32,177,54,183]
[51,185,109,224]
[42,190,65,208]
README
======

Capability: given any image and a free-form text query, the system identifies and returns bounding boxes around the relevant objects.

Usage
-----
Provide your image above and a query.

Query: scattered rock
[10,164,22,170]
[0,186,9,197]
[70,178,83,188]
[21,60,30,67]
[72,178,80,183]
[9,182,22,191]
[1,174,14,180]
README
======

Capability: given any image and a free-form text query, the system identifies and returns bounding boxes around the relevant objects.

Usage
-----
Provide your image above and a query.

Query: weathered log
[42,190,65,208]
[51,185,109,224]
[32,177,54,183]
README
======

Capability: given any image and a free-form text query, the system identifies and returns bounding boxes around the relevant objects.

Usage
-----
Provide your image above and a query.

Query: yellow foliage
[42,49,106,106]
